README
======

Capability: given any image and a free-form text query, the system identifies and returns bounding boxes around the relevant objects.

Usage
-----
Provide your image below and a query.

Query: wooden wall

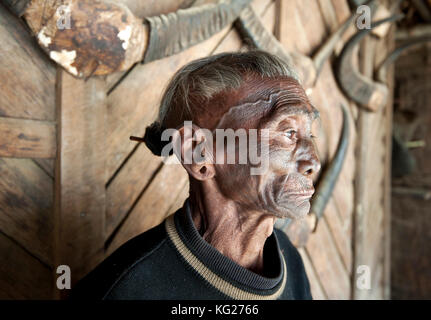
[0,5,55,298]
[0,0,394,299]
[391,42,431,299]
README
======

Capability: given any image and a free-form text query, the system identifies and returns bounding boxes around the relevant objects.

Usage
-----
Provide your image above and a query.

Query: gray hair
[144,50,298,156]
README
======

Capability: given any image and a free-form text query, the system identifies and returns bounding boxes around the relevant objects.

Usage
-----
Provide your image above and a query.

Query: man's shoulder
[69,220,168,299]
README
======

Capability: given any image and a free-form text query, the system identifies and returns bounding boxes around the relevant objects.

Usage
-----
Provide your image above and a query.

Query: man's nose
[297,139,321,177]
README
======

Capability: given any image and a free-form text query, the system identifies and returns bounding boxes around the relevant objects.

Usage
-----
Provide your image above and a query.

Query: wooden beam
[0,157,53,266]
[0,7,56,121]
[379,23,396,300]
[352,21,394,298]
[0,231,52,299]
[54,70,107,292]
[0,117,56,159]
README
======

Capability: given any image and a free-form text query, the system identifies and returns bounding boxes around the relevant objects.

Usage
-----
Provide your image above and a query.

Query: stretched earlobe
[172,123,215,181]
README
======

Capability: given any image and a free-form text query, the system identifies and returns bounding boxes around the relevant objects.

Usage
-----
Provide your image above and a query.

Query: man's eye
[285,130,297,139]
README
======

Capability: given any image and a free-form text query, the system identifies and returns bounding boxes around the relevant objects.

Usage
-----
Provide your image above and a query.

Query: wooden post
[54,69,106,298]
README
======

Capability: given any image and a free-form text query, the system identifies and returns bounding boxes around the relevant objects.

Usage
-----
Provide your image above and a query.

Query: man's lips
[288,189,315,199]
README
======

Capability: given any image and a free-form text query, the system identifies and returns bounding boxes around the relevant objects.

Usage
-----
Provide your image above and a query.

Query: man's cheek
[268,148,295,173]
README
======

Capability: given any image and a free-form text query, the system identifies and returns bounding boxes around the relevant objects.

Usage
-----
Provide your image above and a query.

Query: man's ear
[171,123,215,181]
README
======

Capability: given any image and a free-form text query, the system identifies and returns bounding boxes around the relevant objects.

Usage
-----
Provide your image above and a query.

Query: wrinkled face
[195,76,321,220]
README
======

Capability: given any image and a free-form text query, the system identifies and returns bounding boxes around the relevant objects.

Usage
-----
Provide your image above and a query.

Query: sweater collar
[170,199,285,293]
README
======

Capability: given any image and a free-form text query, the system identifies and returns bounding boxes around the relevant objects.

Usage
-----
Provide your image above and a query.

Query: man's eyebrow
[311,106,320,120]
[277,104,320,119]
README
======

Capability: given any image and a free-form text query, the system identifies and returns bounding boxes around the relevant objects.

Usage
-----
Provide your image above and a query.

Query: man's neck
[188,180,276,275]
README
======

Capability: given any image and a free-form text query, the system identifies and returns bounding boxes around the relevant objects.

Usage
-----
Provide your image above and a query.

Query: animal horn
[312,0,377,85]
[308,104,350,232]
[2,0,31,16]
[144,0,252,63]
[336,14,403,111]
[10,0,251,78]
[377,36,431,82]
[234,5,316,89]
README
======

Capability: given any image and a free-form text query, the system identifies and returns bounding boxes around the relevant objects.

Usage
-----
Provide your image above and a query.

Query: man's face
[199,76,321,220]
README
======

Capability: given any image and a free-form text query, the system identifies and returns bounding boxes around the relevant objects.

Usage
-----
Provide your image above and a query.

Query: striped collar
[165,200,287,300]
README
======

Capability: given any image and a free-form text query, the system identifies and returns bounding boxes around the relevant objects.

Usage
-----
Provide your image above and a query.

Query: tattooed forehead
[215,87,318,129]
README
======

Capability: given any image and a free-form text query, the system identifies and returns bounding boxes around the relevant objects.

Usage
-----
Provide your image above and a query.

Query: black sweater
[70,201,312,300]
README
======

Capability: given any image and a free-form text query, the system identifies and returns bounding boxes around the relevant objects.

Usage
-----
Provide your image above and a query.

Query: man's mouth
[289,189,315,200]
[290,186,314,195]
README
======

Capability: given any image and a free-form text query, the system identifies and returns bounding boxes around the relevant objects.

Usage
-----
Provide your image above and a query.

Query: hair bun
[143,122,168,156]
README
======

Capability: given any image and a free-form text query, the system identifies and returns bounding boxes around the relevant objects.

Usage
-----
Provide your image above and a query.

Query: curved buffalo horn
[308,103,350,232]
[144,0,252,63]
[312,0,377,85]
[234,6,316,89]
[377,36,431,82]
[336,14,403,112]
[13,0,251,78]
[312,12,358,84]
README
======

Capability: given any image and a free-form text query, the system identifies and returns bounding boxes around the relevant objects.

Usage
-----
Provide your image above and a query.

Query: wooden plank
[294,0,328,53]
[0,157,53,265]
[353,31,391,299]
[353,35,375,300]
[106,163,188,255]
[305,219,351,299]
[318,0,339,32]
[106,145,162,237]
[0,6,55,121]
[277,0,312,54]
[381,25,395,300]
[0,117,56,159]
[167,181,190,216]
[54,70,107,285]
[323,199,352,273]
[0,231,52,299]
[33,158,54,179]
[298,248,327,300]
[331,0,351,24]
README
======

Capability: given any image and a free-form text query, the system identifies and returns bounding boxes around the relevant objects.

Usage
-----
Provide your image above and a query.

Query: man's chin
[274,200,310,220]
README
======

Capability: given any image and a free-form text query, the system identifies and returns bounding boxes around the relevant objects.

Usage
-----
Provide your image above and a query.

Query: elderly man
[71,51,321,300]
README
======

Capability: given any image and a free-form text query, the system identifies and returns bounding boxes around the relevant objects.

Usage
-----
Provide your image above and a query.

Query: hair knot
[143,122,169,156]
